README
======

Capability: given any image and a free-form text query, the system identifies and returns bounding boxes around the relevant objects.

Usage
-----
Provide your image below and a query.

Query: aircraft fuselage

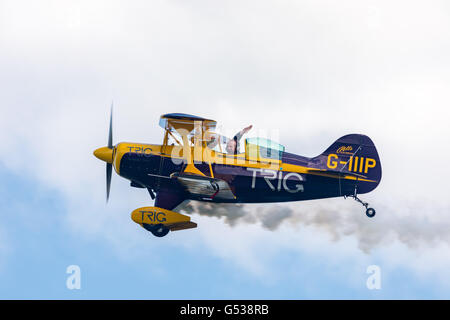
[112,142,380,204]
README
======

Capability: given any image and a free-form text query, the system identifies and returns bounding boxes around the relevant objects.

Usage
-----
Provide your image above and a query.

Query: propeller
[93,103,115,203]
[106,104,113,202]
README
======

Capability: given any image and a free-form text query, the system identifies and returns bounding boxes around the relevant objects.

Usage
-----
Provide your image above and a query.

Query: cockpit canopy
[245,137,285,161]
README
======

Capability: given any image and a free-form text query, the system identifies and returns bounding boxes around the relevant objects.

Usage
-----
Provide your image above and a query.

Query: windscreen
[245,137,285,160]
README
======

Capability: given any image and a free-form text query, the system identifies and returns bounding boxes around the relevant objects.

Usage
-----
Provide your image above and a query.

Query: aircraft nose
[93,146,113,163]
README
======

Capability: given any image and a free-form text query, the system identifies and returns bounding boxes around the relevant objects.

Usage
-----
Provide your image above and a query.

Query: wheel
[366,208,376,218]
[150,224,170,237]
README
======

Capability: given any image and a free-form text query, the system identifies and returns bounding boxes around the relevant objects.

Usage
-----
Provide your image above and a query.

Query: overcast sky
[0,0,449,299]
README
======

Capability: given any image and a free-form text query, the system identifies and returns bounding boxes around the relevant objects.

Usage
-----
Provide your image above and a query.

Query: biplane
[94,112,382,237]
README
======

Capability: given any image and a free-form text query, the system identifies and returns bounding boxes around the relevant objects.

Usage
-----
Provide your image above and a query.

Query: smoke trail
[178,200,450,253]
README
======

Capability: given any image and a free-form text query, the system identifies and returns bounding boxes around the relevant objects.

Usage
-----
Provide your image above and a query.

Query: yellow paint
[184,163,206,176]
[161,130,169,154]
[93,147,113,163]
[204,141,215,178]
[182,135,192,164]
[182,133,206,176]
[307,169,376,182]
[131,206,191,225]
[192,121,205,165]
[160,116,216,137]
[323,153,378,181]
[110,142,378,183]
[365,158,377,173]
[336,146,353,154]
[327,154,338,169]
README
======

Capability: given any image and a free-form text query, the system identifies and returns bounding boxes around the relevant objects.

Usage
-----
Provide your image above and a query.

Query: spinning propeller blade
[108,103,113,149]
[106,162,112,202]
[93,103,115,203]
[106,104,113,202]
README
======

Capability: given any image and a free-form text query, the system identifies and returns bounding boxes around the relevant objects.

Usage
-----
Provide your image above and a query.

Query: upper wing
[159,113,217,135]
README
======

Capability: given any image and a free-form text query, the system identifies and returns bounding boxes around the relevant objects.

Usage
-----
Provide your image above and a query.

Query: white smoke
[179,199,450,253]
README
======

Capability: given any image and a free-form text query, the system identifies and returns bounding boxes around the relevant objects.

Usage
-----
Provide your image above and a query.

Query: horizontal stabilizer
[306,168,369,180]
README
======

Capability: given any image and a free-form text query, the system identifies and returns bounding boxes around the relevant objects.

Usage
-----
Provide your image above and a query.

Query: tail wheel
[366,208,376,218]
[347,187,376,219]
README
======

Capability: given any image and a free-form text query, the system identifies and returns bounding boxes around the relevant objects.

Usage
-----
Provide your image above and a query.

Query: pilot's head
[226,139,237,154]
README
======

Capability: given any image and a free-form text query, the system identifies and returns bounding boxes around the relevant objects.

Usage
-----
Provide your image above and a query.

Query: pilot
[207,125,253,154]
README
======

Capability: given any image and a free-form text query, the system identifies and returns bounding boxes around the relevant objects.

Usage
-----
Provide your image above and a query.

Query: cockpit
[244,137,285,161]
[206,134,285,161]
[159,114,285,164]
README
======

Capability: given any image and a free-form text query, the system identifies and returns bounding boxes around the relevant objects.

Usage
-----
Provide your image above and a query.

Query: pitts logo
[336,146,353,154]
[140,210,167,223]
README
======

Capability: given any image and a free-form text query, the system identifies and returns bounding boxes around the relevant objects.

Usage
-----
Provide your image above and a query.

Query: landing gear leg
[345,188,376,218]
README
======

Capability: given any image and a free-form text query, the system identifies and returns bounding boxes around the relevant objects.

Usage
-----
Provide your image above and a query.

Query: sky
[0,0,450,299]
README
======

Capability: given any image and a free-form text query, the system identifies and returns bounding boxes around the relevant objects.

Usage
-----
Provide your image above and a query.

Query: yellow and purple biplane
[94,112,382,237]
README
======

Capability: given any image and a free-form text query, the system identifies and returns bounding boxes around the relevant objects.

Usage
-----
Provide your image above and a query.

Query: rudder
[316,134,382,193]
